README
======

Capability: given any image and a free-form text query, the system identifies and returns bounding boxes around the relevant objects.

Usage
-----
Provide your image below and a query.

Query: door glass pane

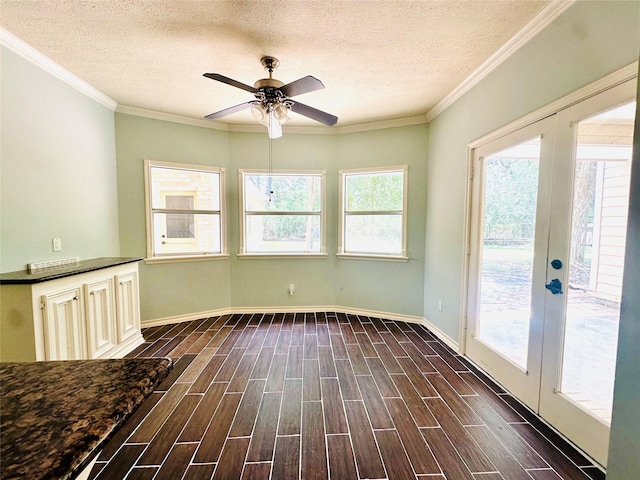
[560,101,635,423]
[478,137,541,369]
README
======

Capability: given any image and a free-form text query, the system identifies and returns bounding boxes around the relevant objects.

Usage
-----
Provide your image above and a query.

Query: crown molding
[117,104,427,135]
[334,116,428,134]
[425,0,576,122]
[0,27,117,111]
[115,105,229,130]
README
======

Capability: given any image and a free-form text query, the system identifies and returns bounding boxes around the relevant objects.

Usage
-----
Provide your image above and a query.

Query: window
[144,160,226,261]
[339,166,408,260]
[239,169,326,256]
[165,195,195,238]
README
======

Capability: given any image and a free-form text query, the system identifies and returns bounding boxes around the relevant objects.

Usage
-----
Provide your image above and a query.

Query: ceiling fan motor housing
[253,78,284,89]
[260,56,279,73]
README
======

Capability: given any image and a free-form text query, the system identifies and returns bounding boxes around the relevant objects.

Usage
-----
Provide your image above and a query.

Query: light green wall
[423,0,640,341]
[228,126,427,315]
[115,116,428,320]
[607,68,640,480]
[114,114,232,320]
[0,46,120,273]
[334,127,427,316]
[228,131,339,309]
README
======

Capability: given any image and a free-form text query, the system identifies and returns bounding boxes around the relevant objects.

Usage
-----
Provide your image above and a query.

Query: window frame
[238,168,327,258]
[144,159,227,263]
[338,165,409,261]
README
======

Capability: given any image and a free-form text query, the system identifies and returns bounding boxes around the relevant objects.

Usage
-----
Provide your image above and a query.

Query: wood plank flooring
[88,312,605,480]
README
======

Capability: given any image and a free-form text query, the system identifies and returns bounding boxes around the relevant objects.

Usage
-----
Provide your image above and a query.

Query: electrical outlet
[52,238,62,251]
[437,300,443,312]
[288,283,295,296]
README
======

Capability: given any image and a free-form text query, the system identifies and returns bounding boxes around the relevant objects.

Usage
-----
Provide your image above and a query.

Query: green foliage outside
[346,171,403,212]
[483,158,539,243]
[246,174,321,241]
[244,171,404,245]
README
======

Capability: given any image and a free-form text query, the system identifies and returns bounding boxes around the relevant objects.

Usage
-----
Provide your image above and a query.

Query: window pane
[346,171,403,211]
[166,196,194,238]
[153,213,221,254]
[560,101,635,423]
[477,141,540,370]
[344,215,402,254]
[245,215,321,253]
[150,167,220,210]
[245,174,321,212]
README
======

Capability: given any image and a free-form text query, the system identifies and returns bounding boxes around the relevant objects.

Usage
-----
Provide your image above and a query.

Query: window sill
[144,254,229,264]
[336,253,409,262]
[237,253,328,260]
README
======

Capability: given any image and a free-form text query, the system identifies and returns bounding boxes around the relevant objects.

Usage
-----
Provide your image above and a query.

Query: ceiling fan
[203,56,338,138]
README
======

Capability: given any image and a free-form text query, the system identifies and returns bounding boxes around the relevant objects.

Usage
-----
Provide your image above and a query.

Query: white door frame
[465,116,555,410]
[463,69,637,468]
[539,79,637,467]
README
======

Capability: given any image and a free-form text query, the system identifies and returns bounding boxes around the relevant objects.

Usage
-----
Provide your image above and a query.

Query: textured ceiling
[1,0,551,127]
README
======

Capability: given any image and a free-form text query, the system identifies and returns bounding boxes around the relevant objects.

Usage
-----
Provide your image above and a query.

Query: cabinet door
[41,287,86,360]
[85,278,117,358]
[115,271,141,343]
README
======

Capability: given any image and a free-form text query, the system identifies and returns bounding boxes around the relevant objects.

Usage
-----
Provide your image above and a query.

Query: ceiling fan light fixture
[251,103,268,125]
[273,103,289,123]
[268,110,283,139]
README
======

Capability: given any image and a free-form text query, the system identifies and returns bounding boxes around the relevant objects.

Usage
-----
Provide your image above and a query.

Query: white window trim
[144,159,227,263]
[338,165,409,261]
[238,168,327,258]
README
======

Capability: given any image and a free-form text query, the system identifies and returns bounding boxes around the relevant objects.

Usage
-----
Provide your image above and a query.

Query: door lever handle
[545,279,563,295]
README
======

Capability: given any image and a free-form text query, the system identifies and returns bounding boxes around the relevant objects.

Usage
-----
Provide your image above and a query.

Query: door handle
[545,279,563,295]
[551,259,563,270]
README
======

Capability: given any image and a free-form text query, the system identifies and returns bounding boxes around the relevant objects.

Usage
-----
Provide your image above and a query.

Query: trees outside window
[239,170,326,256]
[339,166,408,260]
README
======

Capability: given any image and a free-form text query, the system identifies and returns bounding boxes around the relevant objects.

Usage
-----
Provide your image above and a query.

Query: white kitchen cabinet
[84,278,117,359]
[41,286,86,360]
[0,258,144,362]
[115,271,141,345]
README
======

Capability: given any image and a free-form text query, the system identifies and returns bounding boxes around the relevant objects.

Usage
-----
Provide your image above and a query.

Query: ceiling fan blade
[204,101,256,120]
[280,76,325,98]
[289,101,338,126]
[203,73,258,93]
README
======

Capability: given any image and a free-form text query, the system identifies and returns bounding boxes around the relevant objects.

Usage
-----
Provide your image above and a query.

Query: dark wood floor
[88,312,605,480]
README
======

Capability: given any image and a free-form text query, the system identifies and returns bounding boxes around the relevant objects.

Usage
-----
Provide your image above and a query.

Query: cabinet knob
[73,296,78,301]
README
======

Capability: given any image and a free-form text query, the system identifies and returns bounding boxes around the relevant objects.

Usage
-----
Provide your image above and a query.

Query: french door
[465,79,636,467]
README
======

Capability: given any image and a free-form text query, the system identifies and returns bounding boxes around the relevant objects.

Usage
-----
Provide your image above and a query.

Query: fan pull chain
[268,135,274,203]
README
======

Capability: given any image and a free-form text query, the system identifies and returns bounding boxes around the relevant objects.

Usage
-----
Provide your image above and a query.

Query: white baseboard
[109,334,146,358]
[421,317,460,353]
[141,306,460,353]
[141,308,234,328]
[141,305,424,328]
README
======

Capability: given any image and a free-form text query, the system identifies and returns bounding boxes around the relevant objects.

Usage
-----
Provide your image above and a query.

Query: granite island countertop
[0,358,172,480]
[0,257,142,284]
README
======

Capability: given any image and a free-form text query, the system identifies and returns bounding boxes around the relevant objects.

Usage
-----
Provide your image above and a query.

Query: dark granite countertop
[0,358,172,480]
[0,257,142,284]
